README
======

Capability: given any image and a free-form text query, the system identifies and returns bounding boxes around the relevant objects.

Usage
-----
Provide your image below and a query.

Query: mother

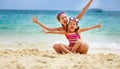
[32,0,93,54]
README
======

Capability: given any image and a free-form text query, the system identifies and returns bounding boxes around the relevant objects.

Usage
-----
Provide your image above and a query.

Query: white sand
[0,41,120,69]
[0,48,120,69]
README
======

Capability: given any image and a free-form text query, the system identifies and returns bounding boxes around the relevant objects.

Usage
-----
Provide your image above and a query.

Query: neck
[68,30,75,33]
[63,25,66,30]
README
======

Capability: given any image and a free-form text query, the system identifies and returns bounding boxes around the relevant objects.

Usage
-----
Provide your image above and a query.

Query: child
[33,0,93,54]
[43,17,102,53]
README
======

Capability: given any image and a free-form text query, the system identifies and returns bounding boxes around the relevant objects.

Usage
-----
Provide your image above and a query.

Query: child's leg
[71,40,82,52]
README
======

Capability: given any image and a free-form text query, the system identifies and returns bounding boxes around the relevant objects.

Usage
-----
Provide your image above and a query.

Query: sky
[0,0,120,11]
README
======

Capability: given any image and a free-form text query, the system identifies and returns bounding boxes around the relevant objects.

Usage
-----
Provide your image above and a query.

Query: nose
[64,18,68,21]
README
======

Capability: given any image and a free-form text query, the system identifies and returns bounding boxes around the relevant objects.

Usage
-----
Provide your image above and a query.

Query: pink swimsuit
[65,34,80,47]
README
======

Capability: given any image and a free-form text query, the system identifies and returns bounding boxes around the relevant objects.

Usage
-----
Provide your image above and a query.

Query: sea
[0,10,120,50]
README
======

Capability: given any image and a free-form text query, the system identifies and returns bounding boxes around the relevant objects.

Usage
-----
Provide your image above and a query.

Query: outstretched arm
[79,23,102,33]
[42,29,66,35]
[32,17,61,31]
[76,0,93,20]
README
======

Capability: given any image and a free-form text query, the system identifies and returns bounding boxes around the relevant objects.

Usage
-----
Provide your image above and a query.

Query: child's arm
[76,0,93,20]
[79,23,102,33]
[42,29,66,35]
[32,17,62,31]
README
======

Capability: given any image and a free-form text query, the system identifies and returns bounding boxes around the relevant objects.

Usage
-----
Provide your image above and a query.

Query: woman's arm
[76,0,93,20]
[42,29,66,35]
[32,17,62,31]
[79,23,102,33]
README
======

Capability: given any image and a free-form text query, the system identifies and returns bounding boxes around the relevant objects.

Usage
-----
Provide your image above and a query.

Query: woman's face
[59,14,68,26]
[68,20,77,32]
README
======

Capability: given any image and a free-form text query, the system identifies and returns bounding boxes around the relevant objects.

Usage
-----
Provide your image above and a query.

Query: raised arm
[76,0,93,20]
[79,23,102,33]
[32,17,61,31]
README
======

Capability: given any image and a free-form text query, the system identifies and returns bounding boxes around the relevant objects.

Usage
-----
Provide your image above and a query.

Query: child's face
[68,20,77,32]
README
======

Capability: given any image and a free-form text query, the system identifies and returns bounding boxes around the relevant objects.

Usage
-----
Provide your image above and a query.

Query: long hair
[56,12,65,21]
[56,12,65,28]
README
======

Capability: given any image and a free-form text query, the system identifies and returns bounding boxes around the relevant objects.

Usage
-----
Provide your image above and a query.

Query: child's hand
[97,23,102,29]
[32,17,39,24]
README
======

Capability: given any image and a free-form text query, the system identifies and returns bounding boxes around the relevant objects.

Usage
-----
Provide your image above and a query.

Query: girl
[32,0,93,54]
[43,17,102,54]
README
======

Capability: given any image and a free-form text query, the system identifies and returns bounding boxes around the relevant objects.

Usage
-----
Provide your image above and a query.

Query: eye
[70,23,72,25]
[65,16,67,18]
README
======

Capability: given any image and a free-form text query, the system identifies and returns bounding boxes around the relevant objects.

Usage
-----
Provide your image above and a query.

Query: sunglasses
[69,17,79,23]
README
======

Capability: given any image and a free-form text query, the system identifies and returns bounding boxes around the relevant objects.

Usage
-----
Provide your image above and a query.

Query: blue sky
[0,0,120,11]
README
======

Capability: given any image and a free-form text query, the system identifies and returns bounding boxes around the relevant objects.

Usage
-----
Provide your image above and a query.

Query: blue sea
[0,10,120,50]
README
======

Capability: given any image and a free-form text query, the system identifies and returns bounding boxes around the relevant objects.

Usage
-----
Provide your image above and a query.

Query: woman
[32,0,93,54]
[42,17,102,54]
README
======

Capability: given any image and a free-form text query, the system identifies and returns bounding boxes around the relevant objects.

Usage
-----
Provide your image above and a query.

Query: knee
[85,42,89,47]
[83,43,89,53]
[83,43,89,50]
[79,42,89,54]
[53,44,58,49]
[76,40,82,44]
[53,43,61,49]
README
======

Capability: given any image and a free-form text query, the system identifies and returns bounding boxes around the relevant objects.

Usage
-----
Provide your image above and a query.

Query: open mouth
[64,21,67,24]
[70,27,74,29]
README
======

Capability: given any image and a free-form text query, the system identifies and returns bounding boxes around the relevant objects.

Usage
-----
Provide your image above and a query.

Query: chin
[64,22,67,24]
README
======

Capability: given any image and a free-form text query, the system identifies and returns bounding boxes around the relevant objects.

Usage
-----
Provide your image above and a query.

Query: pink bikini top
[65,34,80,44]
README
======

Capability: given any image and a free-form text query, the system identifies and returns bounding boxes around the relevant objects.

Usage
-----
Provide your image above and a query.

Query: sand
[0,48,120,69]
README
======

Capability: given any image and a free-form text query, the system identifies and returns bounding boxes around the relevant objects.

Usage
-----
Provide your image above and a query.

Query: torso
[65,33,81,47]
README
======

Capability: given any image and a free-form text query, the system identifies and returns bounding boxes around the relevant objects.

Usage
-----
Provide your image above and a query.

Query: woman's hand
[32,17,40,24]
[90,0,93,2]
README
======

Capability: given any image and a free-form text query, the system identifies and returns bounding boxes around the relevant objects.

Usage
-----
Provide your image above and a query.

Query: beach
[0,10,120,69]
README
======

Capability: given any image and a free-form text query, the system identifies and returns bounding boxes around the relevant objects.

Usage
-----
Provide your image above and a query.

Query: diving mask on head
[69,17,79,23]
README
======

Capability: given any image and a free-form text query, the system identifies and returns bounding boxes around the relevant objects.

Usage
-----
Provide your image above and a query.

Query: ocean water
[0,10,120,50]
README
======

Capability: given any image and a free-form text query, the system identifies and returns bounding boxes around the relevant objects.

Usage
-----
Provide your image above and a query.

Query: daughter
[32,0,93,54]
[43,17,102,53]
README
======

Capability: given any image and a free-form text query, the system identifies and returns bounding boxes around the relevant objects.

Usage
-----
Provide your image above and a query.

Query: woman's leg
[53,44,62,53]
[76,42,89,54]
[53,43,71,54]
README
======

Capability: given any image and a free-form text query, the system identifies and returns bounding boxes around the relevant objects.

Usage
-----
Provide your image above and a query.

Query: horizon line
[0,9,120,12]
